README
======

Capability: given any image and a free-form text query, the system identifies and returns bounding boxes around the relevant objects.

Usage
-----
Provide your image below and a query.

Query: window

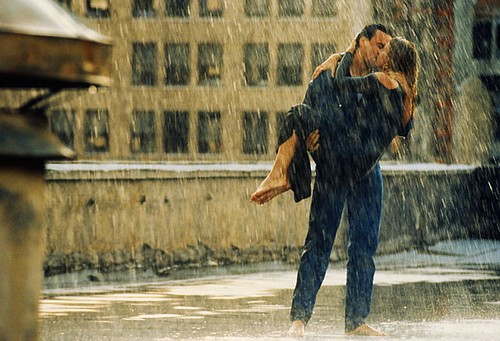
[245,0,269,17]
[50,109,75,149]
[276,110,287,139]
[164,111,189,153]
[131,110,156,153]
[244,44,269,86]
[198,111,221,153]
[312,0,337,17]
[198,43,223,86]
[166,0,190,17]
[84,109,109,153]
[311,43,336,74]
[133,0,156,18]
[278,0,304,17]
[473,21,493,60]
[277,43,303,86]
[132,43,157,86]
[495,97,500,144]
[496,20,500,58]
[243,111,268,155]
[199,0,223,18]
[55,0,72,10]
[87,0,110,18]
[165,44,190,85]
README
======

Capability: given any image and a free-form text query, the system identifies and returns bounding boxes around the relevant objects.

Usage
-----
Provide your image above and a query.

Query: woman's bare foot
[287,320,305,338]
[250,175,291,205]
[250,132,298,205]
[346,324,387,336]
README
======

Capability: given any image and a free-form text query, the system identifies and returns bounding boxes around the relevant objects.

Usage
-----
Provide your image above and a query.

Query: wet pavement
[40,239,500,340]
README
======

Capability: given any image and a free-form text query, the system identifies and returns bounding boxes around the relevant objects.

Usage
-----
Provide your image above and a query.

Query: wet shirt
[333,52,409,158]
[301,52,409,184]
[286,53,411,200]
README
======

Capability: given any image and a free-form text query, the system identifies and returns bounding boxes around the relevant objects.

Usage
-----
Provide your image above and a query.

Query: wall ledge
[45,161,479,181]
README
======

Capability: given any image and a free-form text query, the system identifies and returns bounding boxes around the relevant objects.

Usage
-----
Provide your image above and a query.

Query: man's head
[355,24,392,68]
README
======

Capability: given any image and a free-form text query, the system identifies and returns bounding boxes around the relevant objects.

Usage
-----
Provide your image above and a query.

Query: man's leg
[290,179,346,332]
[344,164,384,334]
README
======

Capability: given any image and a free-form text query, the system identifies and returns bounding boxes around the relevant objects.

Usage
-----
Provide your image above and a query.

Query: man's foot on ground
[287,320,305,338]
[346,324,388,336]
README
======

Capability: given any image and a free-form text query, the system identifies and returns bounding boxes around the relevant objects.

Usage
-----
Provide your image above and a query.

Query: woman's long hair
[385,37,419,128]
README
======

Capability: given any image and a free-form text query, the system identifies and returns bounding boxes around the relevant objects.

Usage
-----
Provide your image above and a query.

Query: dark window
[277,43,303,86]
[133,0,155,17]
[164,111,189,153]
[55,0,72,10]
[132,42,157,86]
[198,43,223,86]
[243,111,268,155]
[245,0,269,17]
[86,0,110,18]
[494,95,500,143]
[496,21,500,58]
[198,111,221,153]
[473,21,492,60]
[50,109,75,149]
[200,0,223,18]
[84,109,109,153]
[244,44,269,86]
[312,0,337,17]
[311,43,336,74]
[165,44,190,85]
[276,110,287,139]
[131,110,156,153]
[166,0,190,17]
[278,0,304,17]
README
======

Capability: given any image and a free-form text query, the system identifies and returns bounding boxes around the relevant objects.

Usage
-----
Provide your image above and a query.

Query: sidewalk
[40,239,500,340]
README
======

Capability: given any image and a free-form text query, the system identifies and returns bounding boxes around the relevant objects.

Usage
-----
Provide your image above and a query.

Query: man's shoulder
[309,71,334,90]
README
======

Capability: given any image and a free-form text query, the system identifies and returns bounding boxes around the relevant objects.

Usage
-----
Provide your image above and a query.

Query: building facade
[49,0,500,165]
[50,0,374,162]
[373,0,500,164]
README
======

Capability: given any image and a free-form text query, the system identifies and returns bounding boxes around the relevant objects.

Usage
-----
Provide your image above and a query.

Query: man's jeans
[290,163,383,331]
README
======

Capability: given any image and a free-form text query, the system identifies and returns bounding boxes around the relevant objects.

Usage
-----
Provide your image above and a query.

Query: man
[288,24,392,337]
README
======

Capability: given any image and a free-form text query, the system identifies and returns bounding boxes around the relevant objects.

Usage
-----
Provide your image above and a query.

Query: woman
[250,36,418,205]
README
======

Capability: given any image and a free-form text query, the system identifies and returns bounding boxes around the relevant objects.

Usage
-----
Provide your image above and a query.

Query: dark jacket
[284,53,411,202]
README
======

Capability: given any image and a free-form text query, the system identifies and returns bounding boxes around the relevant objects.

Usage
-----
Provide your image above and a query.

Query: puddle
[39,240,500,340]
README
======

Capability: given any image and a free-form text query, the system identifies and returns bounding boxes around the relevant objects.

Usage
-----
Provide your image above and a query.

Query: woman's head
[378,37,419,126]
[386,37,418,89]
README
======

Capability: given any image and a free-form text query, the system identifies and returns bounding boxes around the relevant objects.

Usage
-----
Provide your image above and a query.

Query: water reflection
[40,239,499,340]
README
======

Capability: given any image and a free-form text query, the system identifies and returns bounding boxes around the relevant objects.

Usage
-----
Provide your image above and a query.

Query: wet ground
[40,239,500,340]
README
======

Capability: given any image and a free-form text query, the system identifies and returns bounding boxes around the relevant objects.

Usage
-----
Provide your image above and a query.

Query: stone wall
[43,163,499,276]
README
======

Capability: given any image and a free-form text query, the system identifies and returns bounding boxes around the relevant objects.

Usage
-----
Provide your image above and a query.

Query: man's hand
[306,129,320,152]
[311,53,342,80]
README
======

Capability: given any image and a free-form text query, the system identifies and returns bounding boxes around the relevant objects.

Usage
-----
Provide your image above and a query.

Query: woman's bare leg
[250,132,299,205]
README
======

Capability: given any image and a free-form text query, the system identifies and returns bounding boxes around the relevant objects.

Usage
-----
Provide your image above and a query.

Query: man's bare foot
[250,176,290,205]
[346,324,387,336]
[287,320,305,338]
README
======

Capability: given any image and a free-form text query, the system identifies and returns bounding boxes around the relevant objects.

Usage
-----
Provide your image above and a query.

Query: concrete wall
[43,162,499,276]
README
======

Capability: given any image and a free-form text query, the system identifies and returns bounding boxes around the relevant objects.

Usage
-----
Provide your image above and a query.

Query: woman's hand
[346,34,358,54]
[311,53,342,80]
[390,136,404,154]
[306,129,320,152]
